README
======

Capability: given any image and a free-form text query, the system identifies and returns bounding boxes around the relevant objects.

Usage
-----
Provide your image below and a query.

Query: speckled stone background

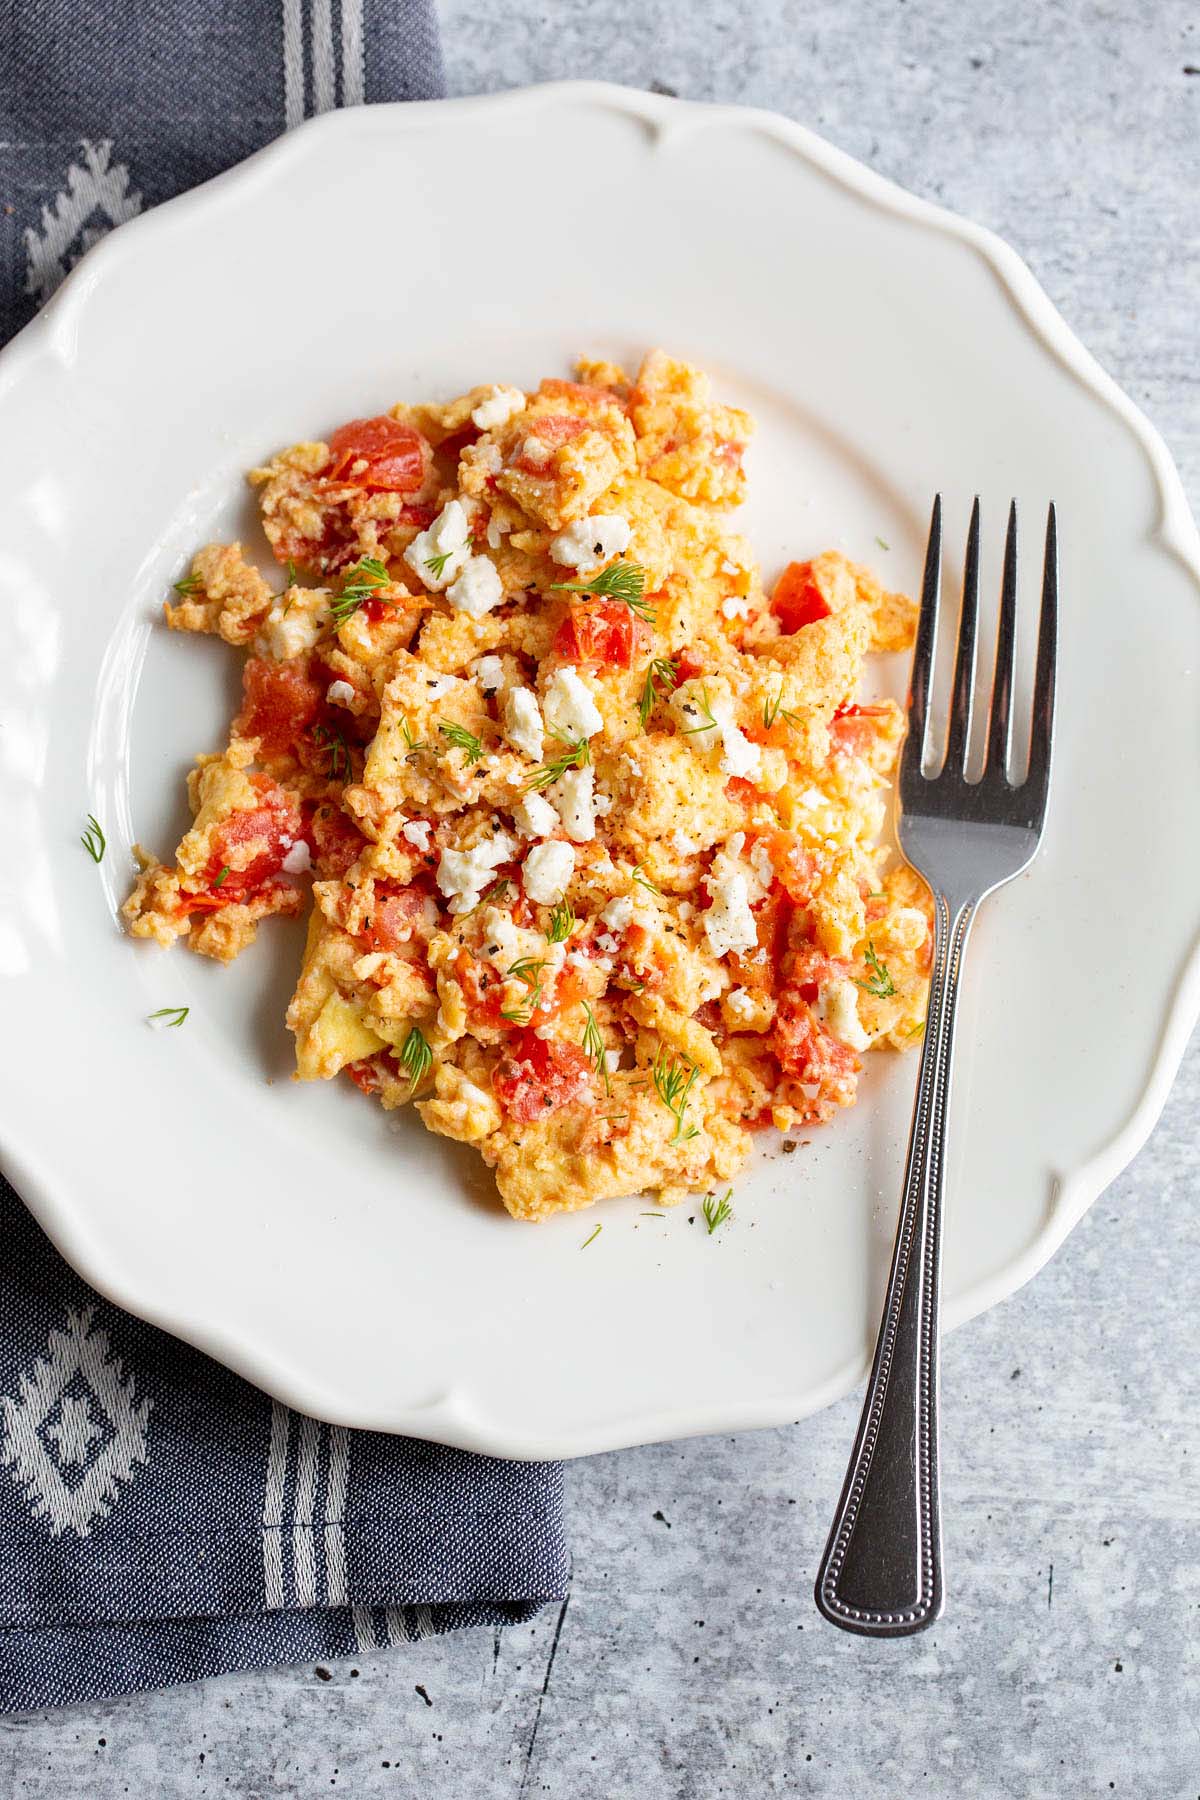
[4,3,1199,1794]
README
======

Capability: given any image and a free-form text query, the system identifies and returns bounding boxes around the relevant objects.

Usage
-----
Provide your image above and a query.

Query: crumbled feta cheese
[819,979,870,1052]
[604,1050,621,1073]
[721,558,741,576]
[403,498,471,591]
[447,554,504,618]
[548,513,632,573]
[401,820,432,852]
[673,685,762,780]
[725,985,757,1023]
[593,791,613,817]
[704,872,758,958]
[597,932,618,954]
[472,654,505,697]
[549,766,596,842]
[677,900,694,920]
[471,384,526,430]
[512,791,558,839]
[522,839,576,905]
[601,896,635,932]
[326,679,356,708]
[671,830,702,857]
[475,443,503,476]
[722,593,752,620]
[423,672,456,699]
[503,686,544,761]
[518,435,551,468]
[281,839,311,875]
[436,831,517,914]
[750,840,775,895]
[718,714,761,779]
[543,666,603,741]
[260,597,325,661]
[486,511,510,550]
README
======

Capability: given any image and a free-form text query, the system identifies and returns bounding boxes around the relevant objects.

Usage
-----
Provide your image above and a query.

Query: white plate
[2,84,1198,1459]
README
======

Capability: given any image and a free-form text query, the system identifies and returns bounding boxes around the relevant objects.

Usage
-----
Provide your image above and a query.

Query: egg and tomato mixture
[124,352,931,1220]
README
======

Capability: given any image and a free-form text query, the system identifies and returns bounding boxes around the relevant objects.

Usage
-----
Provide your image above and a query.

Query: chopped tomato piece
[756,829,817,903]
[724,775,760,809]
[728,887,791,995]
[774,998,861,1087]
[308,805,366,878]
[538,378,618,408]
[513,414,587,473]
[235,657,324,760]
[675,652,705,683]
[346,1058,382,1096]
[325,416,427,493]
[830,703,892,758]
[772,560,833,633]
[492,1031,594,1124]
[552,599,647,669]
[366,885,432,954]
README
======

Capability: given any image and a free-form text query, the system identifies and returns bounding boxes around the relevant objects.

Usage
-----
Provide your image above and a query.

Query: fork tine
[1024,503,1058,805]
[903,495,942,775]
[944,497,981,773]
[986,502,1018,779]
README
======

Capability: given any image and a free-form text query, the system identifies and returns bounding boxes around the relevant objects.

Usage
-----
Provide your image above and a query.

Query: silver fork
[814,496,1057,1637]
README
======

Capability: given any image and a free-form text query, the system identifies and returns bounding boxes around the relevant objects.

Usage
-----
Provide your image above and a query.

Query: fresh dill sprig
[702,1189,733,1234]
[312,723,351,781]
[581,1001,611,1096]
[855,941,896,999]
[80,814,106,863]
[631,864,659,897]
[525,733,591,791]
[547,898,575,944]
[437,720,484,764]
[651,1050,700,1144]
[581,1223,602,1250]
[470,877,511,915]
[875,535,890,551]
[147,1006,189,1029]
[500,957,547,1025]
[328,556,390,624]
[397,1024,433,1091]
[213,865,231,889]
[637,655,678,729]
[173,573,202,597]
[550,559,655,622]
[677,686,718,735]
[276,559,299,613]
[400,716,429,757]
[425,548,457,580]
[762,683,805,733]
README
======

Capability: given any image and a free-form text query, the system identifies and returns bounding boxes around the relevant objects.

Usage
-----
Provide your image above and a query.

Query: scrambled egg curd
[125,352,932,1220]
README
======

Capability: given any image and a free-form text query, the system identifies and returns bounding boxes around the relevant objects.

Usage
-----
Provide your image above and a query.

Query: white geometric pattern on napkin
[1,1306,152,1537]
[23,140,144,305]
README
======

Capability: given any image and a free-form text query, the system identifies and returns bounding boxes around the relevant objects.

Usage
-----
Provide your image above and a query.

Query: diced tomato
[675,652,705,683]
[346,1058,382,1096]
[728,887,791,995]
[552,599,647,669]
[724,776,759,810]
[235,657,324,760]
[537,378,616,408]
[181,779,302,911]
[492,1031,594,1124]
[756,829,818,904]
[774,997,861,1087]
[366,885,432,954]
[307,805,366,878]
[772,560,833,634]
[830,703,891,758]
[512,414,587,473]
[398,502,435,530]
[325,416,428,493]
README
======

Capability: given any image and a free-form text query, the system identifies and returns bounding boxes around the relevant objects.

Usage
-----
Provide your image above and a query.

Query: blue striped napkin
[0,0,570,1713]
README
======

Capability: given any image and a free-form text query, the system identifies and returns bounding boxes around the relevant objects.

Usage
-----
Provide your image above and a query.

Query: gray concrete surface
[4,2,1199,1793]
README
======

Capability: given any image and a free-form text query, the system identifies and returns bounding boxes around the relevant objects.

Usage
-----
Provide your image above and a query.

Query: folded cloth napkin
[0,2,570,1714]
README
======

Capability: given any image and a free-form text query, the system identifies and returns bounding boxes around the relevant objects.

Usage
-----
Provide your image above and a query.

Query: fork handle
[814,891,975,1636]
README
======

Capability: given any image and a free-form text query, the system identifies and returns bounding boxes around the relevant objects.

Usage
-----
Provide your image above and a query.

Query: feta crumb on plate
[548,513,632,573]
[471,385,526,431]
[522,839,576,905]
[704,871,758,958]
[543,666,603,741]
[503,686,544,761]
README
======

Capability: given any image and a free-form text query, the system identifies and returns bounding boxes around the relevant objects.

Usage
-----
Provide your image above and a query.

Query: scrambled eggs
[125,352,931,1220]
